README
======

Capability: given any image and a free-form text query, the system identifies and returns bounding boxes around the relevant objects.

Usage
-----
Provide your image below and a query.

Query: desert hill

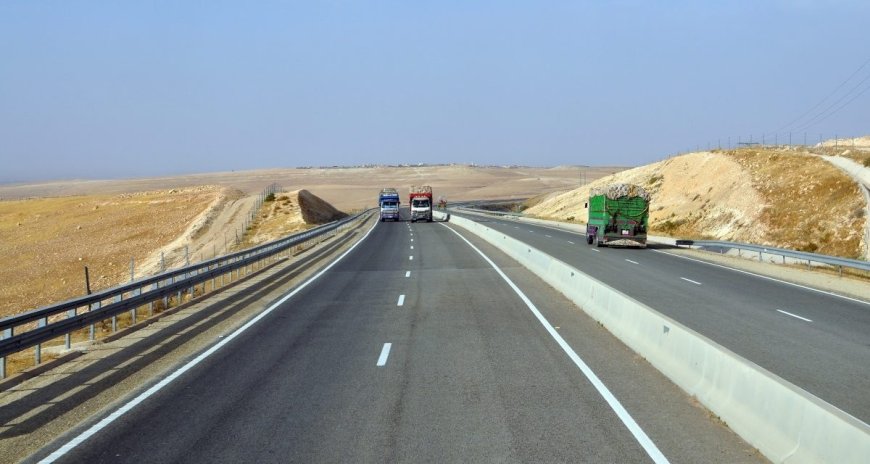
[234,189,348,249]
[525,148,868,259]
[1,166,610,317]
[0,187,347,317]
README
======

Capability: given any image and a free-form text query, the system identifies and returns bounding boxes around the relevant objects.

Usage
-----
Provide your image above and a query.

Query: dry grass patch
[0,187,223,318]
[235,190,347,250]
[725,148,864,258]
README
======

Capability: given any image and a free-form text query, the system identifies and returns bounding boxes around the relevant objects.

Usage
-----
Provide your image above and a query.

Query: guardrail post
[1,328,12,379]
[112,294,121,332]
[174,275,181,306]
[35,317,47,365]
[90,301,100,341]
[132,287,139,325]
[130,258,137,325]
[150,282,157,317]
[65,307,76,349]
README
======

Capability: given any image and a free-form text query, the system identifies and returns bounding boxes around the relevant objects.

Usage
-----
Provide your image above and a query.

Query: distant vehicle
[585,183,649,247]
[379,188,401,222]
[409,185,433,222]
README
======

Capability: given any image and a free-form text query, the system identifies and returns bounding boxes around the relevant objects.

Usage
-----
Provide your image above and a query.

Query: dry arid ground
[525,147,867,259]
[0,165,621,211]
[0,165,617,319]
[234,189,348,249]
[0,187,226,317]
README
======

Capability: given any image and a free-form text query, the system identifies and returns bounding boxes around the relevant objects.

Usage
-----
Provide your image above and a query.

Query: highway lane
[31,210,764,463]
[452,210,870,424]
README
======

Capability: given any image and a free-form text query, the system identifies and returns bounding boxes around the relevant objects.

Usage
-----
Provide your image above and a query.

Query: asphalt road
[31,209,764,463]
[452,210,870,424]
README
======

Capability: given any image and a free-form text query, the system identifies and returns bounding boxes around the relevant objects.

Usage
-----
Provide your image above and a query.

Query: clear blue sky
[1,1,868,183]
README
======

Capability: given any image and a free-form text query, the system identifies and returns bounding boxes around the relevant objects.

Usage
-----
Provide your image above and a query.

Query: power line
[792,71,870,133]
[771,56,870,134]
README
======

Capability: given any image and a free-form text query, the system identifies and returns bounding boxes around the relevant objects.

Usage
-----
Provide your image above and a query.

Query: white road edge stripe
[681,277,702,285]
[777,309,813,322]
[377,343,392,366]
[441,224,669,464]
[39,217,381,463]
[398,295,405,306]
[652,249,869,306]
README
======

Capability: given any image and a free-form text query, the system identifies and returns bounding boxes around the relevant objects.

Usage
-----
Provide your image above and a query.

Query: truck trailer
[585,183,649,247]
[409,185,433,222]
[379,188,401,222]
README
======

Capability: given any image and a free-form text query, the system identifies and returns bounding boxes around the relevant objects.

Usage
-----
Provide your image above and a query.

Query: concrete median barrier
[446,213,869,464]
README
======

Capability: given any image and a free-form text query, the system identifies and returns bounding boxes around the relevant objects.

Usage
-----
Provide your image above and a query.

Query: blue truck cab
[379,188,401,222]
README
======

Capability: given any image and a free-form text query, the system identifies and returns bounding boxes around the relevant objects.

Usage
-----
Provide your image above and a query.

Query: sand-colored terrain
[235,189,348,249]
[0,165,615,318]
[525,148,867,259]
[0,187,226,316]
[0,165,621,211]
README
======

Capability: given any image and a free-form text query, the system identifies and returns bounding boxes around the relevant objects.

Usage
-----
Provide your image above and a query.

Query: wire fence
[677,133,869,156]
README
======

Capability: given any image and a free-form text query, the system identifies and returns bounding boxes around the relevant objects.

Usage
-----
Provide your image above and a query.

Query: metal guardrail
[456,206,522,217]
[0,209,374,378]
[674,239,870,273]
[455,206,870,275]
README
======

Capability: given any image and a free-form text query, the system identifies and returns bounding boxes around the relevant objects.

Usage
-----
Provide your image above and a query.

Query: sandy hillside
[819,136,870,150]
[235,189,348,248]
[0,187,227,316]
[525,148,866,259]
[0,165,622,317]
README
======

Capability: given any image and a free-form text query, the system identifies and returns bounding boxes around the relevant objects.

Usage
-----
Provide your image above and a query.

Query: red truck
[409,185,433,222]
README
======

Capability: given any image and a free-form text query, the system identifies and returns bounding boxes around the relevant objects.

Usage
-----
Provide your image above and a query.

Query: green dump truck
[585,183,650,248]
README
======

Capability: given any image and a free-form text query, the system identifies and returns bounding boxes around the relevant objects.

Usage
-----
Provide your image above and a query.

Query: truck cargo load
[409,185,433,222]
[379,188,401,222]
[585,183,649,247]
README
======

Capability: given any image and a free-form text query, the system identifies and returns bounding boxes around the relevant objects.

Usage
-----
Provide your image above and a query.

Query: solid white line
[377,343,392,366]
[405,271,411,278]
[625,259,639,265]
[777,309,813,322]
[651,249,870,306]
[40,216,381,463]
[441,223,669,464]
[681,277,702,285]
[397,295,405,306]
